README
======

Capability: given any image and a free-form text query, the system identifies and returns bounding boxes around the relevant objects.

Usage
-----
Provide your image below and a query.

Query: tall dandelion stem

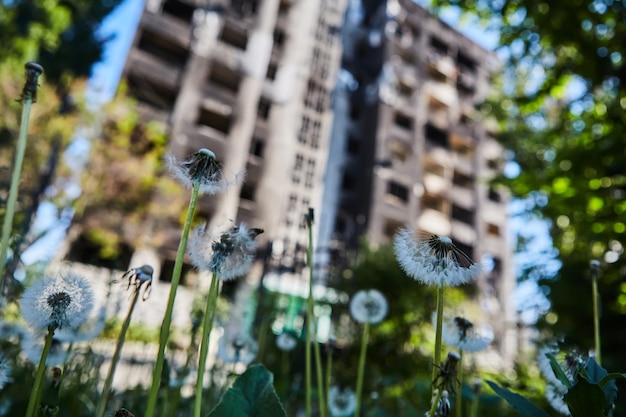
[95,290,140,417]
[456,351,463,417]
[427,389,444,417]
[0,63,43,287]
[25,327,55,417]
[193,274,220,417]
[432,284,444,385]
[145,181,200,417]
[354,322,370,417]
[590,261,601,365]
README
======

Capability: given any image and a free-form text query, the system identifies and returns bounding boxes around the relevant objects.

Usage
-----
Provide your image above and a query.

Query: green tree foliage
[427,0,626,405]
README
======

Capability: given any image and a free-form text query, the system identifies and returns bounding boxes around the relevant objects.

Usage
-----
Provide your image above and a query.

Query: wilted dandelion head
[276,331,298,351]
[349,289,388,324]
[20,273,94,332]
[166,148,244,195]
[328,386,357,417]
[433,351,461,394]
[122,265,154,300]
[0,354,12,390]
[217,335,259,365]
[441,315,493,352]
[189,223,263,280]
[393,227,480,286]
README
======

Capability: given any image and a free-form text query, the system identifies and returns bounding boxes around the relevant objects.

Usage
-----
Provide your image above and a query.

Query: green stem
[325,345,333,417]
[25,327,55,417]
[145,182,200,417]
[456,351,463,417]
[469,391,479,417]
[355,322,370,417]
[193,274,220,417]
[591,273,601,365]
[432,284,444,386]
[305,313,312,417]
[427,388,444,417]
[0,92,34,287]
[95,290,140,417]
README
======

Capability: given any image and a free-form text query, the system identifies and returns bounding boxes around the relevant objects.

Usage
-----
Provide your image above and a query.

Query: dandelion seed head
[189,223,262,280]
[0,355,12,390]
[20,273,94,332]
[441,315,493,352]
[328,386,357,417]
[349,289,388,324]
[276,331,298,351]
[166,150,244,195]
[393,227,479,286]
[545,383,571,416]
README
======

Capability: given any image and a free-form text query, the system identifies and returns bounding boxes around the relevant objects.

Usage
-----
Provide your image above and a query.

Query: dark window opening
[127,75,177,110]
[487,223,501,236]
[274,29,286,46]
[219,22,248,49]
[341,172,355,190]
[457,52,476,73]
[383,218,404,239]
[430,36,448,56]
[347,135,360,155]
[208,64,241,92]
[387,181,409,203]
[258,98,271,119]
[162,0,195,24]
[425,123,448,147]
[250,138,264,157]
[453,170,474,189]
[394,113,413,130]
[452,204,475,225]
[240,183,256,201]
[137,30,189,66]
[488,187,502,202]
[196,107,231,134]
[350,105,361,120]
[266,63,278,80]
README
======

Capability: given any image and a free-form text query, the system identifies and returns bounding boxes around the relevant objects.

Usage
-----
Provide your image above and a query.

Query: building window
[250,138,264,158]
[162,0,195,24]
[219,21,248,49]
[488,187,502,202]
[425,123,448,148]
[304,159,316,188]
[341,172,355,191]
[453,170,474,189]
[311,121,321,148]
[196,106,231,134]
[386,180,409,204]
[452,204,474,225]
[430,36,448,56]
[383,218,403,239]
[487,223,501,236]
[347,135,360,155]
[258,98,271,119]
[422,193,445,212]
[394,113,413,131]
[457,51,476,74]
[240,183,256,202]
[208,63,241,92]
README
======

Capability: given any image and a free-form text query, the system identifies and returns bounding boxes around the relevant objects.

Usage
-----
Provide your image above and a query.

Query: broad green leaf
[546,353,573,388]
[206,365,287,417]
[485,381,551,417]
[584,358,618,408]
[563,377,608,417]
[599,373,626,387]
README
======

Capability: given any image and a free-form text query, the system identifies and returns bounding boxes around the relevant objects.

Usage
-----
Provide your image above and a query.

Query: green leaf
[563,377,608,417]
[546,353,573,388]
[584,358,618,408]
[206,365,287,417]
[599,373,626,387]
[485,381,551,417]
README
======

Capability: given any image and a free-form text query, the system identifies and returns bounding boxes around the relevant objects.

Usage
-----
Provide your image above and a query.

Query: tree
[427,0,626,403]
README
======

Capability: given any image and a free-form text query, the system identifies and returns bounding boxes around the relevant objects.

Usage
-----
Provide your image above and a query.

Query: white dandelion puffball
[20,273,94,332]
[188,223,262,280]
[328,386,357,417]
[166,149,244,195]
[0,355,11,390]
[350,289,388,324]
[441,315,493,352]
[393,227,480,286]
[276,331,298,351]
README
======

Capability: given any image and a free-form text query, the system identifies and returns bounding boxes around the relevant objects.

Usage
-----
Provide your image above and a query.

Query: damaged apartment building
[61,0,516,365]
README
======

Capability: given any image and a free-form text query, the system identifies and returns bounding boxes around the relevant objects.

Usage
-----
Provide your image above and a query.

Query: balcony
[181,124,227,154]
[141,10,192,50]
[427,53,457,80]
[212,42,244,71]
[203,82,238,109]
[417,208,451,237]
[451,219,476,245]
[127,49,182,92]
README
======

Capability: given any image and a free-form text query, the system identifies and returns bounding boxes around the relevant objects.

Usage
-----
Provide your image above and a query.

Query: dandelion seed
[166,148,244,195]
[217,335,258,365]
[189,223,263,280]
[328,386,357,417]
[393,227,480,286]
[349,289,388,324]
[441,315,493,352]
[0,354,12,390]
[20,273,94,332]
[276,331,298,351]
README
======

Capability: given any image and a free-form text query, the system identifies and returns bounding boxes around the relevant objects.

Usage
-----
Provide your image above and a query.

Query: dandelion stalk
[193,274,220,417]
[0,62,43,288]
[469,380,481,417]
[427,388,444,417]
[25,327,55,417]
[95,290,140,417]
[145,180,200,417]
[590,260,601,365]
[354,322,370,417]
[456,350,463,417]
[432,284,444,384]
[325,343,333,417]
[305,209,326,417]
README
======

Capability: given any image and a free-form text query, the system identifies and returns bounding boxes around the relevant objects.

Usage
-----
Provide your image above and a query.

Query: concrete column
[210,0,281,227]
